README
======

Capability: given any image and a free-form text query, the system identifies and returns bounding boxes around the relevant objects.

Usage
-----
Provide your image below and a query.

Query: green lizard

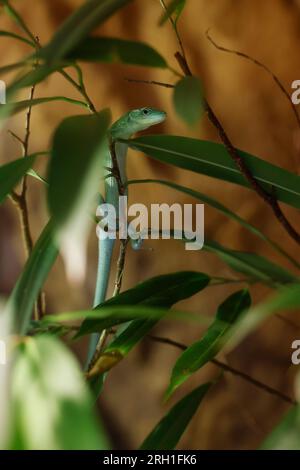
[89,107,166,360]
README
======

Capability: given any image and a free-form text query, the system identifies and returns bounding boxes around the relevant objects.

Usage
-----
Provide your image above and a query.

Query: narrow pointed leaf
[125,136,300,209]
[0,30,35,46]
[48,110,110,230]
[1,96,88,117]
[68,37,167,68]
[228,283,300,349]
[40,0,134,62]
[159,0,186,25]
[86,273,210,378]
[6,0,133,97]
[128,178,299,269]
[47,110,110,281]
[140,382,211,450]
[43,306,210,329]
[0,155,36,204]
[78,271,210,337]
[3,221,58,334]
[204,240,297,284]
[166,289,251,397]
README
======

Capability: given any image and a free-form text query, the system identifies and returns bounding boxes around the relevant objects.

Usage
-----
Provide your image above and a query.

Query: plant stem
[158,0,300,246]
[148,334,297,406]
[125,77,175,88]
[173,45,300,247]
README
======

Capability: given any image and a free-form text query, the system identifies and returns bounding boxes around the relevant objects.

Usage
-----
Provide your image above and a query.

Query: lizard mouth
[149,111,167,125]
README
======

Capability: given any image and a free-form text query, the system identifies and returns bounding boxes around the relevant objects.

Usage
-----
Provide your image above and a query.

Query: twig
[174,49,300,245]
[109,138,126,195]
[148,334,297,406]
[113,238,129,296]
[159,0,187,62]
[59,69,97,113]
[2,0,37,45]
[4,7,99,320]
[206,29,300,131]
[8,130,24,146]
[275,313,300,330]
[3,1,97,114]
[4,3,120,360]
[125,77,175,88]
[157,0,300,246]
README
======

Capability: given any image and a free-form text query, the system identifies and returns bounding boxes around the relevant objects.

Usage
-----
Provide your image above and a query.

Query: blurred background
[1,0,300,449]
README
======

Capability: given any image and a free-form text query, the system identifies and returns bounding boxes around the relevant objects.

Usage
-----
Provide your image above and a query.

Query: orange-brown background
[1,0,300,449]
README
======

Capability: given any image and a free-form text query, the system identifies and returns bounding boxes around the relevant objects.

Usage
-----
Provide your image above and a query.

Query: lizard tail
[87,237,115,364]
[93,237,115,307]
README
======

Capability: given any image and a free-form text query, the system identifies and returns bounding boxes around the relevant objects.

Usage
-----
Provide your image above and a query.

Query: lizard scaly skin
[88,108,166,361]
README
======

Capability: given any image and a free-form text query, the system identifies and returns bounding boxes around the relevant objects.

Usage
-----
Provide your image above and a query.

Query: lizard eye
[142,108,149,115]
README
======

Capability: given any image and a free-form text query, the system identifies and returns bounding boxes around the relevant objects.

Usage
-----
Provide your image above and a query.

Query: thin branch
[8,130,24,146]
[109,138,126,195]
[275,313,300,330]
[125,77,175,88]
[3,2,97,114]
[174,50,300,246]
[159,0,187,62]
[148,334,297,406]
[2,0,37,45]
[157,1,300,246]
[59,69,97,113]
[4,8,99,320]
[113,238,129,296]
[206,29,300,131]
[5,28,45,319]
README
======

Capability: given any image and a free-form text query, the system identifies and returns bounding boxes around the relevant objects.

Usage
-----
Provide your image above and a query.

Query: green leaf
[261,407,300,450]
[159,0,186,26]
[166,290,251,397]
[0,60,26,76]
[228,283,300,349]
[3,221,58,334]
[0,155,36,204]
[5,0,133,97]
[86,273,210,378]
[204,240,297,285]
[48,110,110,229]
[7,63,62,96]
[68,37,167,68]
[78,271,210,337]
[44,306,210,329]
[9,335,108,450]
[140,382,211,450]
[0,30,35,47]
[1,0,36,44]
[128,178,299,269]
[47,110,110,281]
[40,0,134,62]
[1,96,88,117]
[27,168,48,185]
[173,76,203,126]
[124,136,300,209]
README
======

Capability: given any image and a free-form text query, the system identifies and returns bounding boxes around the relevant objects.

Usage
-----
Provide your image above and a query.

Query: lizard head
[128,107,167,129]
[110,107,166,139]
